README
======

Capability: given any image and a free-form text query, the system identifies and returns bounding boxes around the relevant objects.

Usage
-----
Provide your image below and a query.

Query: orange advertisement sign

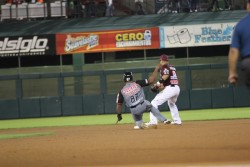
[56,27,160,55]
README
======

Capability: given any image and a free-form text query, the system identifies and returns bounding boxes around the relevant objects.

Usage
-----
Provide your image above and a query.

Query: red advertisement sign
[56,27,160,55]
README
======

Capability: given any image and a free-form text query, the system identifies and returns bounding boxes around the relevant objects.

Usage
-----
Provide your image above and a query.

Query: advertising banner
[160,23,236,48]
[0,35,56,57]
[56,27,160,55]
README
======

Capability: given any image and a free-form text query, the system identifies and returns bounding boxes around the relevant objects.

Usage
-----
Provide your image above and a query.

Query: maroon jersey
[160,64,179,87]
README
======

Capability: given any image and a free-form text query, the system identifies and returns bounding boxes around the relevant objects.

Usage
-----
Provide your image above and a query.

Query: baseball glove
[117,113,122,122]
[151,85,159,93]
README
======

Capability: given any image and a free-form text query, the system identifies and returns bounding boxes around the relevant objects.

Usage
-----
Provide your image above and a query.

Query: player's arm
[228,48,239,84]
[136,79,149,87]
[161,74,169,81]
[116,91,123,122]
[148,63,161,84]
[228,26,240,84]
[116,91,123,114]
[116,104,122,114]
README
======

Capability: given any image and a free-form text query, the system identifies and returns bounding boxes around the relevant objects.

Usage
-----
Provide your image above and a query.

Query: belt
[130,101,144,108]
[166,84,177,87]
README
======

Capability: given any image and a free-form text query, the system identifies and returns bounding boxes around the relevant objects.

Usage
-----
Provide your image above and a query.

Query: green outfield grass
[0,132,54,140]
[0,107,249,130]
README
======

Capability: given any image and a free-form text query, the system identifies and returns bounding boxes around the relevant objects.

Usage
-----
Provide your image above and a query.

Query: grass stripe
[0,132,54,140]
[0,107,249,130]
[175,107,250,121]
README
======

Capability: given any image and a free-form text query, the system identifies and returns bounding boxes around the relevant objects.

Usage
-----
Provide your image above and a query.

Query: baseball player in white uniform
[146,54,182,126]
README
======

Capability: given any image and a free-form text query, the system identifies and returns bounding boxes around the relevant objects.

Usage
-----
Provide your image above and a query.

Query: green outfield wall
[0,63,249,119]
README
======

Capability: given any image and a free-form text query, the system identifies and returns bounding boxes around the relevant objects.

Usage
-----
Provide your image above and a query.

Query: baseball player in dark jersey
[228,0,250,91]
[116,72,171,129]
[146,54,182,126]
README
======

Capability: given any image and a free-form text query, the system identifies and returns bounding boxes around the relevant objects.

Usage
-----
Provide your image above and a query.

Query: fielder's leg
[168,86,182,124]
[168,100,182,124]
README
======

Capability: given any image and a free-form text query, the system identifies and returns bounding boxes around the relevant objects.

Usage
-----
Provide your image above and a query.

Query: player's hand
[148,75,155,84]
[158,83,164,90]
[228,74,238,85]
[117,113,122,122]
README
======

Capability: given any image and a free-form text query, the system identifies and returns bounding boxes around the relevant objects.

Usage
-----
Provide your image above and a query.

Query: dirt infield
[0,119,250,167]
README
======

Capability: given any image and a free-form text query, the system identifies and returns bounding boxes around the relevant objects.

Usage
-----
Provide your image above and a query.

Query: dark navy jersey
[160,64,179,87]
[116,79,149,106]
[231,13,250,58]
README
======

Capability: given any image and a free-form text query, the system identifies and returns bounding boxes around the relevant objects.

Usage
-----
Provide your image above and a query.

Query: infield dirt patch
[0,119,250,167]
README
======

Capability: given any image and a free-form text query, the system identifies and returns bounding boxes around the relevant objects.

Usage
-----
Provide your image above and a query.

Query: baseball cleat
[163,119,172,125]
[134,125,145,129]
[170,121,182,125]
[144,123,158,129]
[147,124,158,129]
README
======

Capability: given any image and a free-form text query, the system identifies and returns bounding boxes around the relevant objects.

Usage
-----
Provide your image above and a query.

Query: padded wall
[0,100,19,119]
[212,88,234,108]
[62,96,83,116]
[233,86,250,107]
[19,98,41,118]
[82,95,104,115]
[40,97,62,117]
[190,89,212,109]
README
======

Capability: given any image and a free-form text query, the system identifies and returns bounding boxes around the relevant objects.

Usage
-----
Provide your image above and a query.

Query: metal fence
[0,0,245,21]
[0,1,66,21]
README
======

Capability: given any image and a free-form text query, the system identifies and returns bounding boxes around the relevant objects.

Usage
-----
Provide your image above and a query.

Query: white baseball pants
[150,85,182,124]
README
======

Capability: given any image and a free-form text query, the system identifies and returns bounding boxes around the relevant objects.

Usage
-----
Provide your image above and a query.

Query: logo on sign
[64,34,99,52]
[0,36,49,57]
[115,30,152,48]
[167,28,191,44]
[194,26,234,43]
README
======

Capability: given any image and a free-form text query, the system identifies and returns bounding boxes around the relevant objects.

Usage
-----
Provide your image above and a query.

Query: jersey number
[170,71,178,84]
[130,93,139,103]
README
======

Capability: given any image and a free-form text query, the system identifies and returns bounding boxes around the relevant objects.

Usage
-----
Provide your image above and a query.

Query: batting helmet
[123,72,133,82]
